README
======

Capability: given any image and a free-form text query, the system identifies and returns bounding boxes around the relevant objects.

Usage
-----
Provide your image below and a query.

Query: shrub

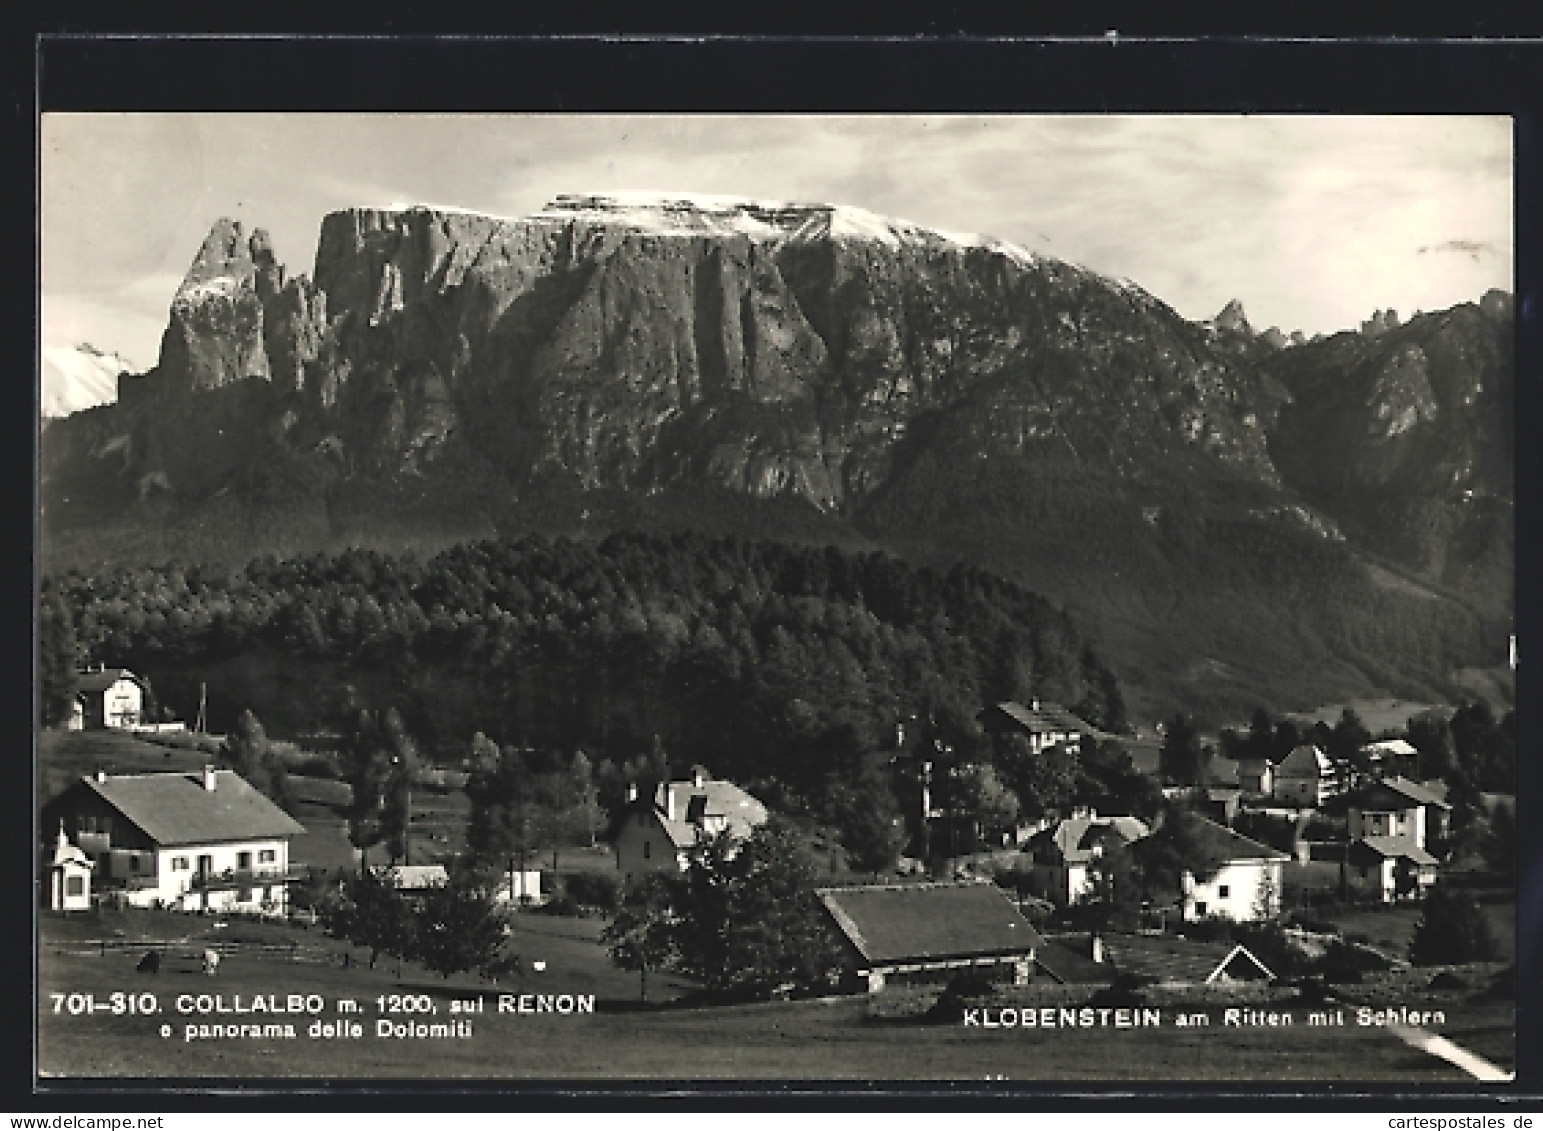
[1180,916,1236,943]
[534,893,586,918]
[1409,886,1501,966]
[564,871,621,912]
[1317,940,1390,983]
[292,756,340,780]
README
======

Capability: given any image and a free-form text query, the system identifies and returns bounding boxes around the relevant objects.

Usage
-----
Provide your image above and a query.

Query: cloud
[1419,239,1501,261]
[41,113,1513,356]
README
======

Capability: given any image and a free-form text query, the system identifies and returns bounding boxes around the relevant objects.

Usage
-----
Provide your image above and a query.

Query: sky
[41,113,1513,369]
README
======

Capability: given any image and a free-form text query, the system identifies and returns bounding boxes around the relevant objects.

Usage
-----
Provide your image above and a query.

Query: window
[1218,885,1230,898]
[239,888,255,903]
[66,876,84,896]
[127,855,140,873]
[642,840,651,860]
[1194,902,1207,917]
[258,849,276,864]
[237,851,253,869]
[172,857,189,871]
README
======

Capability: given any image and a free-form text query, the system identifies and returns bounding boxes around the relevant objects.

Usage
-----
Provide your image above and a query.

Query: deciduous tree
[1409,886,1500,966]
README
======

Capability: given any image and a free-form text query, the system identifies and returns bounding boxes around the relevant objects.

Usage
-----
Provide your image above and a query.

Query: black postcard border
[12,32,1542,1110]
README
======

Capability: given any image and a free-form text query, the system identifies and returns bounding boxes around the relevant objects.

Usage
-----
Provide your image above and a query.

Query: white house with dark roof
[41,767,305,915]
[69,668,147,730]
[1133,814,1289,923]
[605,766,768,882]
[1024,808,1149,905]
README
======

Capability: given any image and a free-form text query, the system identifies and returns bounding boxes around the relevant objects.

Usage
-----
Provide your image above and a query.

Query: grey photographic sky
[42,113,1513,367]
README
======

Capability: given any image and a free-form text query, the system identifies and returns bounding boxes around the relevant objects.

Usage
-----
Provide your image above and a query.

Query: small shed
[818,881,1046,993]
[1103,935,1276,986]
[493,870,544,906]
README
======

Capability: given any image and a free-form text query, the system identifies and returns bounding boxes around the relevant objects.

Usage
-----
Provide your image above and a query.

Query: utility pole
[920,759,933,872]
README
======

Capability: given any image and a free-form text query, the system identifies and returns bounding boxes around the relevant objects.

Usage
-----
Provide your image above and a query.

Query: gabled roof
[76,668,143,695]
[1353,836,1439,866]
[1276,744,1333,778]
[1363,776,1452,811]
[656,779,767,840]
[1035,935,1115,985]
[1362,739,1418,759]
[64,771,305,847]
[1131,813,1289,876]
[603,776,768,848]
[817,882,1045,966]
[1104,935,1275,985]
[982,701,1096,737]
[1031,814,1149,863]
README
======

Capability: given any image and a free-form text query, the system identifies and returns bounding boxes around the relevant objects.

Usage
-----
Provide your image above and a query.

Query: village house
[1200,787,1243,827]
[1347,776,1452,850]
[1272,744,1340,807]
[605,766,767,882]
[41,766,305,915]
[978,699,1096,755]
[1023,808,1149,905]
[817,881,1047,993]
[1134,815,1289,923]
[68,667,148,730]
[1359,738,1420,780]
[1235,756,1274,798]
[1347,836,1440,903]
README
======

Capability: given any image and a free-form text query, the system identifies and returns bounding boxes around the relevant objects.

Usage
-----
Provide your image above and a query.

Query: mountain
[39,195,1513,721]
[1263,290,1514,618]
[40,343,134,418]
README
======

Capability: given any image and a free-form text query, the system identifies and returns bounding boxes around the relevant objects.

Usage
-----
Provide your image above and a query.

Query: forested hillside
[44,532,1124,805]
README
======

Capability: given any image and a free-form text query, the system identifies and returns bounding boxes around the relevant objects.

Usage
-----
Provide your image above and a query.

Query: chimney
[626,782,638,804]
[691,765,707,788]
[94,770,107,784]
[1091,935,1104,964]
[664,784,676,822]
[202,765,217,792]
[1030,698,1040,711]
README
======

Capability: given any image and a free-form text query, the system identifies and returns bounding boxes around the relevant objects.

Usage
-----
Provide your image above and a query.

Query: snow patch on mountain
[535,191,1046,264]
[41,343,134,418]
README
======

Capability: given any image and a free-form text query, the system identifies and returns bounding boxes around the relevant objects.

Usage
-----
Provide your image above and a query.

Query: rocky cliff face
[87,194,1293,509]
[1264,292,1513,593]
[40,194,1513,718]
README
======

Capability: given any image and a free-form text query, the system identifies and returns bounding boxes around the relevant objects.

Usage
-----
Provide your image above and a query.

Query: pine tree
[38,587,78,727]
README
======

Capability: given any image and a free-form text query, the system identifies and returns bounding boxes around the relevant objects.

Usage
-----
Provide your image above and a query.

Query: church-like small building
[46,825,94,912]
